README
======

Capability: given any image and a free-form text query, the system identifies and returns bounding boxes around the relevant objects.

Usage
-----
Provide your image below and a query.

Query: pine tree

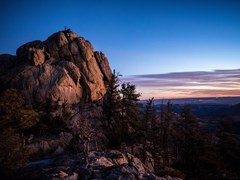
[142,98,162,172]
[102,70,122,147]
[162,101,173,166]
[120,82,142,147]
[141,97,156,146]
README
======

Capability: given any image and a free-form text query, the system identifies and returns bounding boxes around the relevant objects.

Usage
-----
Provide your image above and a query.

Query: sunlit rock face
[0,30,112,104]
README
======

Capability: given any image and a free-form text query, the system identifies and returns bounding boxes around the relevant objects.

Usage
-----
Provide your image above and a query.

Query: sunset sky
[123,69,240,99]
[0,0,239,99]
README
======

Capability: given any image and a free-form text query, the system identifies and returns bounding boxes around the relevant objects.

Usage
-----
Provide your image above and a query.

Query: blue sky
[0,0,239,98]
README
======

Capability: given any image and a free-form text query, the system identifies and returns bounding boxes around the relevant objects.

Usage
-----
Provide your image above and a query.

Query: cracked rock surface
[0,30,112,104]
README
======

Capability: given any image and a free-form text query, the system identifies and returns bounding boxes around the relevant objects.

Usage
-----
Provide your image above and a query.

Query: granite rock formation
[0,30,112,105]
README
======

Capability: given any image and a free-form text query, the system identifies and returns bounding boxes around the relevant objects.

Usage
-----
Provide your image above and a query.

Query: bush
[0,89,38,176]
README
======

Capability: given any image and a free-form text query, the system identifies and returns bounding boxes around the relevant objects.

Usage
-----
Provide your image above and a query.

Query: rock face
[0,30,112,104]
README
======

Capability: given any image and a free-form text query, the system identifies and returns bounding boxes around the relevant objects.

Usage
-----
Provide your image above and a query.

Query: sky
[0,0,240,99]
[123,69,240,99]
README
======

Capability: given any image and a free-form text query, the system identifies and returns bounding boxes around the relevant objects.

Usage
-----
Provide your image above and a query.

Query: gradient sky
[0,0,240,99]
[123,69,240,99]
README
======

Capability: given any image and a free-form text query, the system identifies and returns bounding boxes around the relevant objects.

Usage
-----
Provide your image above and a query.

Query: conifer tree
[102,70,122,147]
[142,97,159,145]
[162,101,173,166]
[143,98,162,172]
[120,82,142,146]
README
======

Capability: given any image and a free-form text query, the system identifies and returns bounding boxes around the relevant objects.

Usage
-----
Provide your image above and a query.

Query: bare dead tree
[77,116,96,164]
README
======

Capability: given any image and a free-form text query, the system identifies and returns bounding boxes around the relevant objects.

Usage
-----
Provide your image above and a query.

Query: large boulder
[17,40,48,66]
[0,30,112,105]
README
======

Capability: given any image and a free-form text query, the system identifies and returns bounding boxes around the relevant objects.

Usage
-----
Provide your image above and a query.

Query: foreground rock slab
[20,150,183,180]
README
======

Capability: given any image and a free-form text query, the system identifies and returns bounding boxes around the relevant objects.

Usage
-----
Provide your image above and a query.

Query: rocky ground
[20,150,182,180]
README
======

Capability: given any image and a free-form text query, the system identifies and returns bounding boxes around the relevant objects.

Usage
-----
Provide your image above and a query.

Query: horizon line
[140,95,240,101]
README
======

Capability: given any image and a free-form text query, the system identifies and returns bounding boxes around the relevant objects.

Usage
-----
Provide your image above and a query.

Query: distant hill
[140,97,240,119]
[141,97,240,134]
[140,96,240,105]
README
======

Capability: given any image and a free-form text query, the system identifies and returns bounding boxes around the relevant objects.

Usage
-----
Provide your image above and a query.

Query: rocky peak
[0,30,112,105]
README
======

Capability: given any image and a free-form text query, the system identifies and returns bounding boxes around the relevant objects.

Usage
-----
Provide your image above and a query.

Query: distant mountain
[140,96,240,105]
[204,103,240,117]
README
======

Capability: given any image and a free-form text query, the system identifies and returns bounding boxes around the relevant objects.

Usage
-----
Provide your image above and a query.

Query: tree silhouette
[161,101,173,167]
[120,82,141,147]
[102,70,122,147]
[141,98,156,146]
[173,106,204,178]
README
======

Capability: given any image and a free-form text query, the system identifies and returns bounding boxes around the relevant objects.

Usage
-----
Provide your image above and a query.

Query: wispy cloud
[121,69,240,99]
